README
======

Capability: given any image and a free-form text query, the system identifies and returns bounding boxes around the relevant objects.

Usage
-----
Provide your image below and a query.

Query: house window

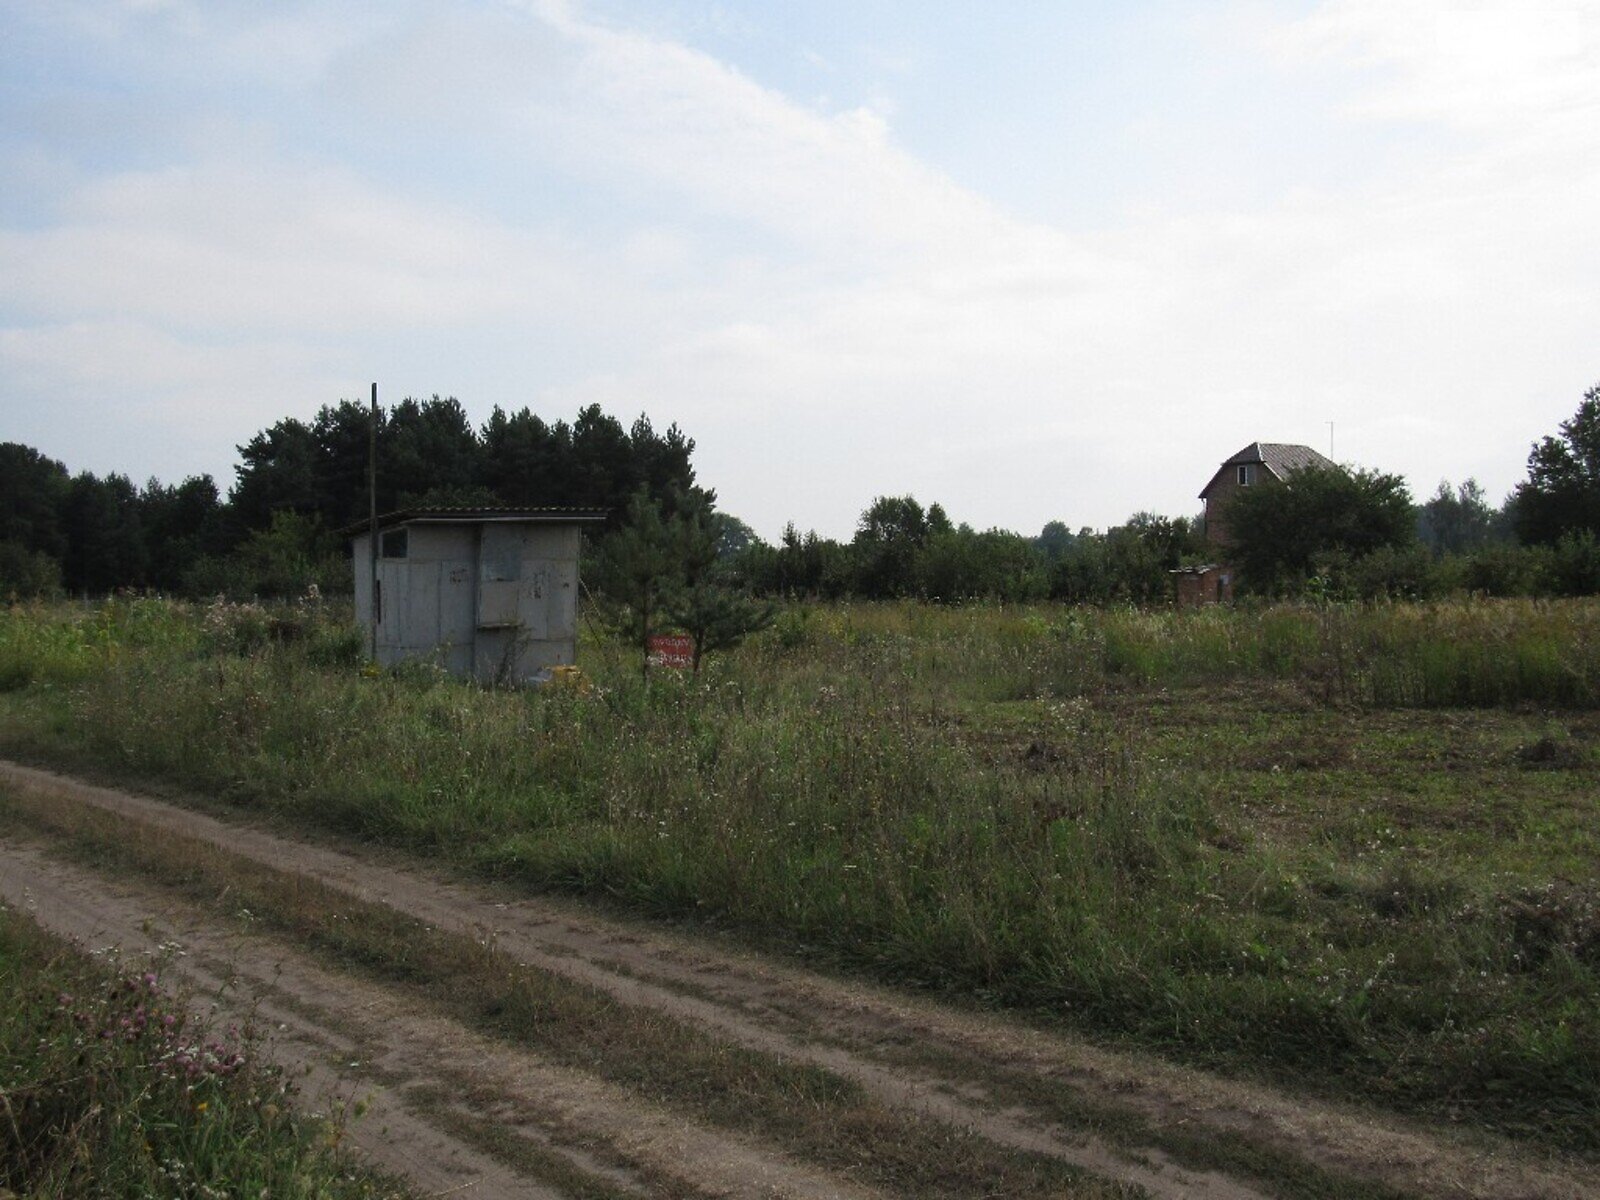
[1236,464,1256,486]
[381,528,408,559]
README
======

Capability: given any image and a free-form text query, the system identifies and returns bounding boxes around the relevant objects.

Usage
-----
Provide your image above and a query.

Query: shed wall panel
[402,562,442,651]
[353,517,593,684]
[406,525,470,563]
[438,559,476,650]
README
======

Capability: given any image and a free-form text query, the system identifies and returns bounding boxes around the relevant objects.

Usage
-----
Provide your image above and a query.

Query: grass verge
[0,896,407,1199]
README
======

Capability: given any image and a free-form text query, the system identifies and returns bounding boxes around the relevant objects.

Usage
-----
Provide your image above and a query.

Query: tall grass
[1,596,1597,1146]
[0,904,403,1198]
[0,596,197,691]
[751,597,1600,707]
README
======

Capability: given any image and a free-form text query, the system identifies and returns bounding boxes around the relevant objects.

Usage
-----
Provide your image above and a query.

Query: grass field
[1,595,1595,1151]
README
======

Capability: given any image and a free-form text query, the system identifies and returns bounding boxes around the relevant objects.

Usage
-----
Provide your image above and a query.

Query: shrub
[1551,530,1600,596]
[0,540,62,600]
[1460,543,1553,597]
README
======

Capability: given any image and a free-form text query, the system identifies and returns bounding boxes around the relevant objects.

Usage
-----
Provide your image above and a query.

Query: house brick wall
[1204,459,1276,548]
[1204,473,1246,548]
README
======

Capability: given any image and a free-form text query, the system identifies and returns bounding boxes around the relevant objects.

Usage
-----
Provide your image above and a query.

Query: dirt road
[0,760,1593,1200]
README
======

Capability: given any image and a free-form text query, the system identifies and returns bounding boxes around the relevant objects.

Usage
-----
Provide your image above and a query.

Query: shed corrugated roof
[338,506,609,537]
[1200,442,1338,498]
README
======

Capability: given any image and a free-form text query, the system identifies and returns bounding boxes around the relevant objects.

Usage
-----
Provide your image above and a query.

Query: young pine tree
[667,504,773,672]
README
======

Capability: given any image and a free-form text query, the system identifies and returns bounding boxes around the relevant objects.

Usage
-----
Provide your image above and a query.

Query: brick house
[1200,442,1336,549]
[1173,442,1336,606]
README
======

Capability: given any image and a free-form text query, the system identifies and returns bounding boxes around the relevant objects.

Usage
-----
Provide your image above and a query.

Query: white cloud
[4,0,1598,537]
[48,1,385,90]
[556,0,1596,521]
[1276,0,1600,135]
[332,0,1006,258]
[0,162,563,333]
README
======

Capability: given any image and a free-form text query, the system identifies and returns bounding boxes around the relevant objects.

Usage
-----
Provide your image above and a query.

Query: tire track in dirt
[3,760,1596,1200]
[0,838,898,1200]
[0,762,1249,1200]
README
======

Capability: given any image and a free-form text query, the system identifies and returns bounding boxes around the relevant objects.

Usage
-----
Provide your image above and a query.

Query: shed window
[1236,464,1256,486]
[381,528,408,559]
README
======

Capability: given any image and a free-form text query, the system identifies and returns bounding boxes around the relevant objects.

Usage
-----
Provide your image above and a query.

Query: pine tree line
[0,399,706,598]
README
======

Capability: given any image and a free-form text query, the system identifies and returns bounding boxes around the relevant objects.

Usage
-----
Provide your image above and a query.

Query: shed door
[477,530,522,628]
[520,561,556,639]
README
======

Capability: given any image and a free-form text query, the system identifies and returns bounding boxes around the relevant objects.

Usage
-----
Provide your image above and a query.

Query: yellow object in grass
[547,664,591,693]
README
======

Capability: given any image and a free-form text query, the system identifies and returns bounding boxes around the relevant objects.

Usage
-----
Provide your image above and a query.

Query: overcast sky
[3,0,1597,540]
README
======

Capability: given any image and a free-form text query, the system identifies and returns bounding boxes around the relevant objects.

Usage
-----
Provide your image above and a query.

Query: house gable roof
[1199,442,1337,499]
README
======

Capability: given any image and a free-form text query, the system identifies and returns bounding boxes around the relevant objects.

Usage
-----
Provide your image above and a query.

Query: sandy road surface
[0,842,888,1200]
[1,760,1595,1200]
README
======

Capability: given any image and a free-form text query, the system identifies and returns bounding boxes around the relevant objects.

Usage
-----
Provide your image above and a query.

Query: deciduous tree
[852,495,929,598]
[1512,384,1600,546]
[1225,465,1415,594]
[1418,479,1500,556]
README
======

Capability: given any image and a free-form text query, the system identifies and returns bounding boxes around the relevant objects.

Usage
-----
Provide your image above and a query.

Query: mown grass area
[0,900,406,1199]
[1,596,1597,1151]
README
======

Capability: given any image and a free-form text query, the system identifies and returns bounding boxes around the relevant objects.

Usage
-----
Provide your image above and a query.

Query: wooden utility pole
[368,382,379,661]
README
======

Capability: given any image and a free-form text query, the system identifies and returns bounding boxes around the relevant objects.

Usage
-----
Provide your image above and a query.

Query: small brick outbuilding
[1171,563,1234,606]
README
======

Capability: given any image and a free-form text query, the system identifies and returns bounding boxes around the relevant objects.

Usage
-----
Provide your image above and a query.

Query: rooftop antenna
[368,382,379,661]
[1327,420,1334,460]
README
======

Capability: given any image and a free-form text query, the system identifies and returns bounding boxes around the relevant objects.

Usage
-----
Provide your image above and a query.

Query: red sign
[648,634,695,669]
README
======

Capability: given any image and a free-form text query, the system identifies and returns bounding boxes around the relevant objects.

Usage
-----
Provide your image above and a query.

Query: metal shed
[348,507,606,685]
